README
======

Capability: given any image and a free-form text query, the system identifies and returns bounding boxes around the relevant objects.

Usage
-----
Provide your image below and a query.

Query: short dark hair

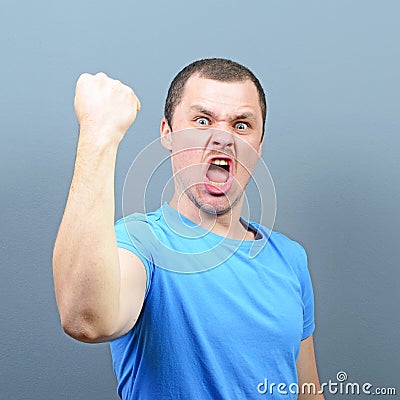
[164,58,267,139]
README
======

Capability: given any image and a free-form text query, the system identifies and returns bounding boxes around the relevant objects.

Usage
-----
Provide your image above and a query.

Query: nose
[209,128,234,150]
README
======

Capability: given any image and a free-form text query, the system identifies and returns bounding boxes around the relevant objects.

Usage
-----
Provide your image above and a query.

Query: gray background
[1,1,399,399]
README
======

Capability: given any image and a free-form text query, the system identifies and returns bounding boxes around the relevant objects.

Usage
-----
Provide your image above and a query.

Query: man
[53,58,325,399]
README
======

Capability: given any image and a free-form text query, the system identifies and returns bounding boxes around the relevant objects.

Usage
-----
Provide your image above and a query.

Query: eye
[235,122,249,131]
[195,117,210,126]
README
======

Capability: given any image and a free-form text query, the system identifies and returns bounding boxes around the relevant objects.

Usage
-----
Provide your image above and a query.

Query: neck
[169,194,254,241]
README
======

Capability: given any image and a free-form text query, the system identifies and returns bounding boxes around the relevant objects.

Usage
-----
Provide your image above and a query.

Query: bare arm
[297,335,325,399]
[52,73,146,343]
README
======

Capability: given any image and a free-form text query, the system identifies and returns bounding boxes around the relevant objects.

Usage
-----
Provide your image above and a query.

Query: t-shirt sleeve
[295,243,315,340]
[114,216,155,299]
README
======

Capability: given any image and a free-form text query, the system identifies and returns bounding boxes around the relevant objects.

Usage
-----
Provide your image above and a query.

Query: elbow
[60,312,114,343]
[61,322,95,343]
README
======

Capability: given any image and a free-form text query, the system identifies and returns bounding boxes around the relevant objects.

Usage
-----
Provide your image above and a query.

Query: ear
[257,142,263,158]
[160,117,172,150]
[255,136,263,159]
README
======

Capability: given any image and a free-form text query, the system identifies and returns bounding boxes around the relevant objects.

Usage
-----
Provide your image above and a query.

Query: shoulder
[250,220,305,253]
[115,207,163,227]
[271,230,306,257]
[250,221,308,270]
[114,208,165,257]
[115,208,164,236]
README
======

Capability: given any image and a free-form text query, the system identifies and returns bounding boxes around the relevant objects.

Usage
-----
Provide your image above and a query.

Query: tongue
[206,164,229,183]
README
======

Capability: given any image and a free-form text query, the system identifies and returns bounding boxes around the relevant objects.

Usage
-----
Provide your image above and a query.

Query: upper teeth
[211,159,229,166]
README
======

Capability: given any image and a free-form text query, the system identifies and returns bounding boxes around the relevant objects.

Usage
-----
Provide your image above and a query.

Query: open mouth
[204,156,234,194]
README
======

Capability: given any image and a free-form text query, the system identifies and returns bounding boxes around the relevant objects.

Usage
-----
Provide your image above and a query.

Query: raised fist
[74,72,141,145]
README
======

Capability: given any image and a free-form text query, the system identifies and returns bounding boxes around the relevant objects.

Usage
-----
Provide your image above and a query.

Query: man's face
[161,74,264,215]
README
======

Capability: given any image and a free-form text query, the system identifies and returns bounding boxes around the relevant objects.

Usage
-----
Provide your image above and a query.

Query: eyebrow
[189,105,258,124]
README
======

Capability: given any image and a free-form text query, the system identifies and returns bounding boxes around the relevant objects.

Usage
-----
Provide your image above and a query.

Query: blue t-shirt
[111,203,315,400]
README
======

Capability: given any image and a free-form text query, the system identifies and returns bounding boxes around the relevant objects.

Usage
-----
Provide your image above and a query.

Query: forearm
[297,335,325,399]
[53,136,121,341]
